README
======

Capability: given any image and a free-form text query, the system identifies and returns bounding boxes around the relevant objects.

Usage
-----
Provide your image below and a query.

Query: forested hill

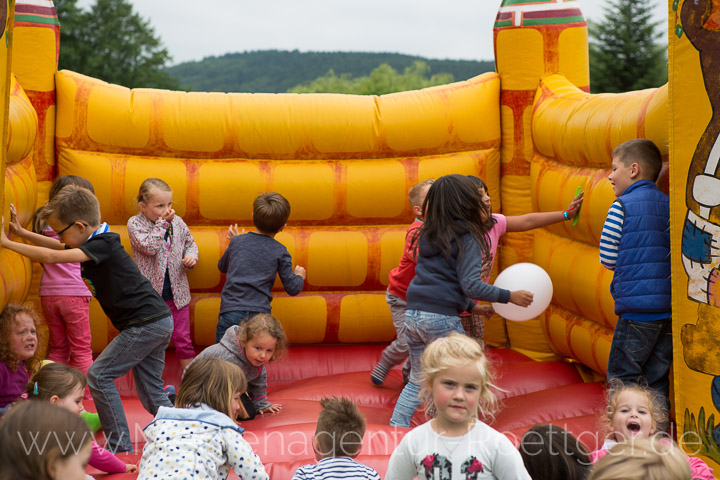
[166,50,495,93]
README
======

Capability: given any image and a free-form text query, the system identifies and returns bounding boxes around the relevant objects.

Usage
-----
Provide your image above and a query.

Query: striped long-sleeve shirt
[599,200,625,270]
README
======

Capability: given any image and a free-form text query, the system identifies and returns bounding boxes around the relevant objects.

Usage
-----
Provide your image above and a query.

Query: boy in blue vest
[599,139,671,413]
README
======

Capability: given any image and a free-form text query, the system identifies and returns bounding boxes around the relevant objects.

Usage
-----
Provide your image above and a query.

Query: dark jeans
[607,316,672,414]
[215,310,259,343]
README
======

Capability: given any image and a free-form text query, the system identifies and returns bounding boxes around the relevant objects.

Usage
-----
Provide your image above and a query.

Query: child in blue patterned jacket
[138,357,269,480]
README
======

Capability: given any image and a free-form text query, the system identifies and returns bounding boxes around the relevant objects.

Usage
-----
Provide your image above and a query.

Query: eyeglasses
[56,222,88,236]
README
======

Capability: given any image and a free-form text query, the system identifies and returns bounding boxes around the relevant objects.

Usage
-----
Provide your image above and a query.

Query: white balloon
[491,263,553,322]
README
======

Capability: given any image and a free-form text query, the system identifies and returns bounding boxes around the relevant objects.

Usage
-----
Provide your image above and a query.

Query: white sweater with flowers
[386,420,530,480]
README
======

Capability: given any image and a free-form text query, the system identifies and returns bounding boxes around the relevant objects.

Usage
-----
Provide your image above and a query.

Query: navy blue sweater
[406,231,511,316]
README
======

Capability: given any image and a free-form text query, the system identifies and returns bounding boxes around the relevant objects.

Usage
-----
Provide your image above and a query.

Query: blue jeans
[216,310,259,343]
[606,316,672,411]
[389,309,464,427]
[87,315,173,453]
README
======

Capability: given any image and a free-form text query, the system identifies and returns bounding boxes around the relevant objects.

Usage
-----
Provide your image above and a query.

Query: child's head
[313,396,366,460]
[237,313,287,366]
[176,357,248,420]
[27,363,87,416]
[0,303,41,372]
[408,178,434,220]
[39,184,101,247]
[137,178,173,223]
[0,401,92,480]
[588,437,691,480]
[419,174,491,260]
[519,424,591,480]
[421,333,497,425]
[603,380,666,442]
[609,139,662,197]
[253,192,290,234]
[466,175,492,213]
[34,176,95,233]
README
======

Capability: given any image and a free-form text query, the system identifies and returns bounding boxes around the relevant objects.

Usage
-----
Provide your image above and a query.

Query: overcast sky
[75,0,669,65]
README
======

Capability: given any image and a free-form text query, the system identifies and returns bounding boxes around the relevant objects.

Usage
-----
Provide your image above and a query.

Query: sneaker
[370,364,390,385]
[164,385,176,404]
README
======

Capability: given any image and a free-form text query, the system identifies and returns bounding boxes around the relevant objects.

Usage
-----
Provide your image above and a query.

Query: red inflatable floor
[86,345,606,479]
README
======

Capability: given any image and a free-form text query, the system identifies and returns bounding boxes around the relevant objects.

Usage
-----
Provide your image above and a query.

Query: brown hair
[520,424,591,480]
[314,396,366,458]
[602,379,667,440]
[612,139,663,182]
[27,363,86,401]
[408,178,434,208]
[421,333,498,423]
[0,303,42,373]
[0,401,92,480]
[252,192,290,234]
[237,313,288,361]
[39,184,101,227]
[137,177,172,204]
[588,437,691,480]
[34,176,95,233]
[176,357,248,419]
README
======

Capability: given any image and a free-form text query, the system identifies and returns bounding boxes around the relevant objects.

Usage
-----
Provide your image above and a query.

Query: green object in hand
[572,186,581,226]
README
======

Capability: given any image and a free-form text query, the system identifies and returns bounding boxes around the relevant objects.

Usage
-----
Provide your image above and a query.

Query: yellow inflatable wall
[4,2,720,470]
[53,70,501,349]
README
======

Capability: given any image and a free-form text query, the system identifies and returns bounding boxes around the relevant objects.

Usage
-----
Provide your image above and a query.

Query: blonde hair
[408,178,434,208]
[237,313,288,361]
[176,357,248,419]
[421,333,497,422]
[39,184,101,227]
[602,379,667,439]
[137,177,172,204]
[588,437,691,480]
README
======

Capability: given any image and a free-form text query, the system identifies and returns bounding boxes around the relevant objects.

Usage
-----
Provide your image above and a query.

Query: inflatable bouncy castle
[1,0,719,477]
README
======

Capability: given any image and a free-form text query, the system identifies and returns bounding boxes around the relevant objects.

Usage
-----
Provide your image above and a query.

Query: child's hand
[227,224,245,239]
[182,256,197,269]
[8,204,25,236]
[294,265,307,279]
[260,404,282,414]
[162,208,175,223]
[566,190,584,214]
[1,218,9,246]
[125,463,138,473]
[509,290,534,307]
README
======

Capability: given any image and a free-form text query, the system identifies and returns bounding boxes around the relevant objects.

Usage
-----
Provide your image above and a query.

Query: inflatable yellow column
[492,0,589,356]
[12,0,58,194]
[673,0,720,469]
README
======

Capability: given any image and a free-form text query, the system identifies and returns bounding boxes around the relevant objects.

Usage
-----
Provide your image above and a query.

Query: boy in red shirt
[371,179,433,385]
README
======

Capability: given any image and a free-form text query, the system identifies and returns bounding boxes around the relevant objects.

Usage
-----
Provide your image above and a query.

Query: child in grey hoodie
[190,313,287,419]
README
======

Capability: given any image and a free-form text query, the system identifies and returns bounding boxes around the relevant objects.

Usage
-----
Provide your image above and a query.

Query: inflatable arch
[1,0,718,476]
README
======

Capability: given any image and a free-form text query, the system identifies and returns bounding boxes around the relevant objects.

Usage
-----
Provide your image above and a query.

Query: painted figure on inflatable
[676,0,720,464]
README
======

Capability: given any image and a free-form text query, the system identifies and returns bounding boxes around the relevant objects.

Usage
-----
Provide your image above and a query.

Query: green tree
[55,0,179,89]
[288,61,454,95]
[588,0,667,93]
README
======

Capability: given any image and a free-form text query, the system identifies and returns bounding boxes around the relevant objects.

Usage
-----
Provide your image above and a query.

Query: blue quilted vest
[611,180,671,315]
